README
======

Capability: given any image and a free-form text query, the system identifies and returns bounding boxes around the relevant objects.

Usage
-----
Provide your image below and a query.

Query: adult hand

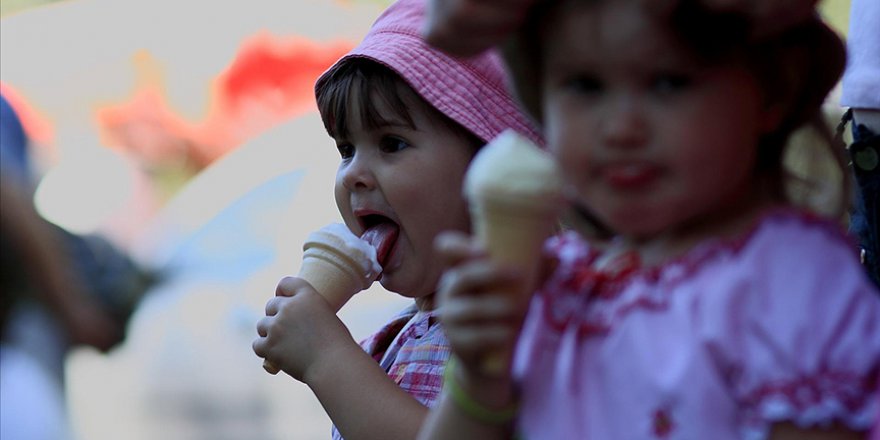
[422,0,536,57]
[253,276,356,382]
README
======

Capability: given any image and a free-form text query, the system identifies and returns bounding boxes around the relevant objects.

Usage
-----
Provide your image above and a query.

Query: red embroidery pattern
[740,367,879,427]
[652,408,675,438]
[539,208,852,336]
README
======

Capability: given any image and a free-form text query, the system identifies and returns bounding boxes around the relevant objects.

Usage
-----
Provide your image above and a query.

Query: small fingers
[440,292,520,325]
[255,315,271,338]
[438,259,519,301]
[264,296,287,316]
[450,324,517,352]
[276,276,309,297]
[435,231,485,268]
[252,331,267,357]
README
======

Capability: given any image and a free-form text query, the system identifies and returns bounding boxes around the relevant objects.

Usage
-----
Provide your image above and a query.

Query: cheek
[333,175,352,219]
[412,167,471,233]
[546,115,590,186]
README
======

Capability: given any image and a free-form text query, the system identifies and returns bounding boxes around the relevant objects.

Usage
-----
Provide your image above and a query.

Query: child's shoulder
[742,207,855,254]
[546,207,862,284]
[540,208,877,314]
[729,207,864,280]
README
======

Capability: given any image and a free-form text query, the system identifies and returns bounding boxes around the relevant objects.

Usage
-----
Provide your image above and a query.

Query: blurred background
[0,0,852,439]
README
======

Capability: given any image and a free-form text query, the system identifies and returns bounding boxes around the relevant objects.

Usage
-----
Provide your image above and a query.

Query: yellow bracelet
[443,357,519,425]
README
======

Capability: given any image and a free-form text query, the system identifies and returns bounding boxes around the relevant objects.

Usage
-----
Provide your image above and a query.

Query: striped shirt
[331,304,450,439]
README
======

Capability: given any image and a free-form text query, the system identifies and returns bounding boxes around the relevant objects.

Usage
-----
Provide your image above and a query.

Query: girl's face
[541,0,774,241]
[333,85,475,309]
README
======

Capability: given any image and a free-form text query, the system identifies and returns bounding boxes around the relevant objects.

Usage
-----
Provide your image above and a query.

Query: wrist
[302,334,361,385]
[443,356,519,425]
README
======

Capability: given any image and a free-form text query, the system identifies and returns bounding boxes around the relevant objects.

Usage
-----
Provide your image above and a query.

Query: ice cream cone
[298,239,378,312]
[471,195,562,272]
[469,195,563,375]
[263,223,380,375]
[464,129,565,376]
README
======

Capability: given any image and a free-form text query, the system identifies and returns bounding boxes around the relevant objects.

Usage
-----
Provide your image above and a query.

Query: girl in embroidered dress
[251,0,542,439]
[419,0,880,439]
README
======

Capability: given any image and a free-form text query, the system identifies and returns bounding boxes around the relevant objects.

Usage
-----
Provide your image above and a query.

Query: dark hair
[672,4,849,216]
[505,0,849,218]
[315,58,484,150]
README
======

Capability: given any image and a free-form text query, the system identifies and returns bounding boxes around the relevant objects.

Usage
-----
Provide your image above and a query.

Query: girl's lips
[599,162,661,189]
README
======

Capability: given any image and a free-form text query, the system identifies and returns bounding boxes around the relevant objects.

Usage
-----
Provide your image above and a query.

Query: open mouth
[358,214,400,269]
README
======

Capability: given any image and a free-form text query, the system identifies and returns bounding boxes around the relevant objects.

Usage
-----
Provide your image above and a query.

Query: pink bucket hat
[315,0,543,147]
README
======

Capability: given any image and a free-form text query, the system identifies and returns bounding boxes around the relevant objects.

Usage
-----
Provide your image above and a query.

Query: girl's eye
[562,75,602,95]
[336,143,354,160]
[651,73,692,94]
[379,136,411,154]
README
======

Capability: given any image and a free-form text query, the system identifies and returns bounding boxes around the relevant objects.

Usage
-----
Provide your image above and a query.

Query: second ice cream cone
[463,129,565,377]
[470,197,561,375]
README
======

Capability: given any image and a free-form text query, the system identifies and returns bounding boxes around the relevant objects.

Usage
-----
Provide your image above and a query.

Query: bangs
[316,59,415,139]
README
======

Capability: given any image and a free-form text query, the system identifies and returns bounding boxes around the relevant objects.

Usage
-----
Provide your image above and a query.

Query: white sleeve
[841,0,880,109]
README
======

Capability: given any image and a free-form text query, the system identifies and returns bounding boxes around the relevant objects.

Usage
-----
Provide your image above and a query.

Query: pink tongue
[360,222,399,268]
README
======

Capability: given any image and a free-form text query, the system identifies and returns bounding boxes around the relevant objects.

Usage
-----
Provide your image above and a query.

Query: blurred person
[1,89,159,438]
[0,173,110,440]
[0,177,119,440]
[839,0,880,287]
[251,0,542,438]
[0,93,31,184]
[420,0,879,439]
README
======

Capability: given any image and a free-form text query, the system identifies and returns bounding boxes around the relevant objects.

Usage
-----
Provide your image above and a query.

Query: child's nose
[340,154,377,191]
[602,97,647,148]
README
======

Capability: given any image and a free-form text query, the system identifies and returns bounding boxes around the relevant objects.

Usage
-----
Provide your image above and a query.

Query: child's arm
[253,277,428,440]
[0,177,122,352]
[842,0,880,286]
[418,232,529,440]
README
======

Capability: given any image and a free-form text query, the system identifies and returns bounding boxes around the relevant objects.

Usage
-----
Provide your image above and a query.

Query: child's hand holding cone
[261,223,380,375]
[462,129,565,376]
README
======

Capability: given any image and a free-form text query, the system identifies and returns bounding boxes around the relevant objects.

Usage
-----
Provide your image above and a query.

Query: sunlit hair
[315,58,483,150]
[505,0,849,220]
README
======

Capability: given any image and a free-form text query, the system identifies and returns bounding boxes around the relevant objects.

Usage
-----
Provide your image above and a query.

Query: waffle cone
[471,195,561,282]
[469,194,562,376]
[298,246,372,312]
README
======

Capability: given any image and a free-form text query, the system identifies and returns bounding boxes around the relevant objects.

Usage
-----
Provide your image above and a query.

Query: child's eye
[379,136,411,154]
[336,143,354,160]
[560,74,602,95]
[651,73,692,94]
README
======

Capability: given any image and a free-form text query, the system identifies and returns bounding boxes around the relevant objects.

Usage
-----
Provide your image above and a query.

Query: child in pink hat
[252,0,541,438]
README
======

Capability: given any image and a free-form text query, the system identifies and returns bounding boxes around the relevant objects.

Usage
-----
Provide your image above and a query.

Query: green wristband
[443,357,519,425]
